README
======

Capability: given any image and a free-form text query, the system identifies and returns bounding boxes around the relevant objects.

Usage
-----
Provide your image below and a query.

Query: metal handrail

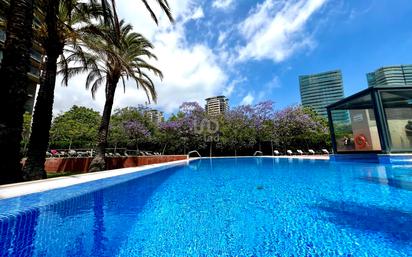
[253,151,263,156]
[188,150,201,158]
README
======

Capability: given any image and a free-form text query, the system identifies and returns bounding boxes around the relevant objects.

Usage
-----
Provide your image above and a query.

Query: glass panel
[30,49,42,62]
[381,90,412,151]
[0,29,5,42]
[29,66,40,77]
[331,93,382,152]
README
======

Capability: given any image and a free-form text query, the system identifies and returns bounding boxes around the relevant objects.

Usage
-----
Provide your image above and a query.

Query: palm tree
[100,0,173,25]
[22,0,103,181]
[0,0,35,184]
[24,0,172,179]
[61,19,163,171]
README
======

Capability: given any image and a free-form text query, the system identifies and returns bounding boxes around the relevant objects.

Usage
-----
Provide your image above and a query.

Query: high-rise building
[0,4,44,113]
[299,70,346,118]
[367,65,412,87]
[146,109,164,124]
[205,96,229,116]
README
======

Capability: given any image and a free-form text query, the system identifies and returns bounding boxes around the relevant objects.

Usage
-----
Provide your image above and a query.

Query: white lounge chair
[297,150,304,155]
[321,149,329,155]
[273,150,280,156]
[77,151,88,157]
[286,150,293,155]
[68,150,77,157]
[308,149,315,155]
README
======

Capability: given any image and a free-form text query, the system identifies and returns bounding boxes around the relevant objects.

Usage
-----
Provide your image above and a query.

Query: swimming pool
[0,157,411,256]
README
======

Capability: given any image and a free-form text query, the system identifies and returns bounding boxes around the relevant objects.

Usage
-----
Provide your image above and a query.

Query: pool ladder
[188,150,201,158]
[253,151,263,156]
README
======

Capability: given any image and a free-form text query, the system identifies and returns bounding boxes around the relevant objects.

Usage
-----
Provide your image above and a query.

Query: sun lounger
[77,151,88,157]
[68,150,77,157]
[297,150,304,155]
[286,150,293,155]
[273,150,280,156]
[321,149,329,155]
[308,149,315,155]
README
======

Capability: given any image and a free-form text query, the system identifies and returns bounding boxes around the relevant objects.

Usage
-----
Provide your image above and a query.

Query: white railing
[188,150,201,158]
[253,151,263,156]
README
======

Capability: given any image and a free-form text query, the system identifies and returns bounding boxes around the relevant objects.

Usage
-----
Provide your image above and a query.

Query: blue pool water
[0,158,411,256]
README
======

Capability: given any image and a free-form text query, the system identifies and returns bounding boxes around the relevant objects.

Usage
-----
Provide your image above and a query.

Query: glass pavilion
[327,86,412,159]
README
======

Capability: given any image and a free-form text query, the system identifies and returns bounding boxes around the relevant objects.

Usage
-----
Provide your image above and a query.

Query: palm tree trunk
[0,0,34,184]
[89,76,119,172]
[23,0,62,181]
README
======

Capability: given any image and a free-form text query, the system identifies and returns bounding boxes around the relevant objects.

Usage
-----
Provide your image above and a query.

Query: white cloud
[222,77,246,97]
[240,93,254,105]
[212,0,235,10]
[53,0,227,115]
[264,76,281,89]
[52,0,328,116]
[237,0,327,62]
[191,6,204,20]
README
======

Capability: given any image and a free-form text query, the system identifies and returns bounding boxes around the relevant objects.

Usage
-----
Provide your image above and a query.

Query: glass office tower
[367,65,412,87]
[299,70,348,122]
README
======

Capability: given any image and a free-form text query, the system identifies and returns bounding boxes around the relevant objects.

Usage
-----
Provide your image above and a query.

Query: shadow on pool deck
[313,200,412,245]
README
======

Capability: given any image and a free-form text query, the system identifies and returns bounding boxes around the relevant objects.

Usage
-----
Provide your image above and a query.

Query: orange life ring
[354,134,367,149]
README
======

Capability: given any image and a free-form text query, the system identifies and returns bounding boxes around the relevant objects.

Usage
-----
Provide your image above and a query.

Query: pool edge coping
[0,158,193,200]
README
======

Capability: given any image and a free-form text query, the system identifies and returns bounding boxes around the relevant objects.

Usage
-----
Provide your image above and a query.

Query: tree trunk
[0,0,34,184]
[23,0,62,181]
[270,140,274,156]
[89,76,119,172]
[162,143,167,155]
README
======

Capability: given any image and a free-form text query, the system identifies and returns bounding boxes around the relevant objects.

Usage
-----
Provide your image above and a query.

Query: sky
[53,0,412,116]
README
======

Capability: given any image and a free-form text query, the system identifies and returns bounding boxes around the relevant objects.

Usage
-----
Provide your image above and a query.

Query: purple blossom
[123,120,151,139]
[273,105,319,139]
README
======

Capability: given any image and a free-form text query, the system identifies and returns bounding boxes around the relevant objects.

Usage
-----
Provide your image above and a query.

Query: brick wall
[40,155,188,173]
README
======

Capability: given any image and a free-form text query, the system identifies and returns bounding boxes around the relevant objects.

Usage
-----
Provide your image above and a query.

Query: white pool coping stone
[0,158,190,200]
[194,155,329,160]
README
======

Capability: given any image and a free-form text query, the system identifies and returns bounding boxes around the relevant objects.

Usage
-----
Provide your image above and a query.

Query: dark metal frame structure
[327,86,412,154]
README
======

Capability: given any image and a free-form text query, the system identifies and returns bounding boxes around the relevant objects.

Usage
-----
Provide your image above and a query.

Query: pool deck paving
[0,159,190,200]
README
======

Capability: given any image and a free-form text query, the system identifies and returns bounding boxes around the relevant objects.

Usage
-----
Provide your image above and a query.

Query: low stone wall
[42,155,188,173]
